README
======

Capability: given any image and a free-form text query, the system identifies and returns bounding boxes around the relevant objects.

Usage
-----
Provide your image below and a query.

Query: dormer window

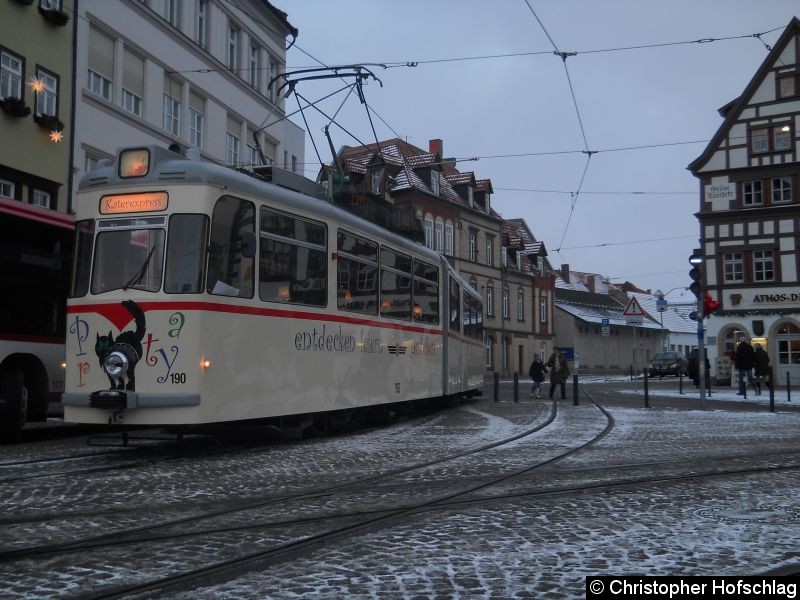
[485,192,491,212]
[431,170,440,196]
[371,170,381,195]
[467,186,474,207]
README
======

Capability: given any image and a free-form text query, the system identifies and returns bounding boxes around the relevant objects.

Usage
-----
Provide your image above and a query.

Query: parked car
[648,351,689,377]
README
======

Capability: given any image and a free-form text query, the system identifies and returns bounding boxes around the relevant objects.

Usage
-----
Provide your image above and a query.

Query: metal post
[572,374,579,406]
[643,368,650,408]
[494,372,500,403]
[787,372,791,403]
[513,373,519,403]
[697,298,706,410]
[679,370,684,395]
[770,366,775,413]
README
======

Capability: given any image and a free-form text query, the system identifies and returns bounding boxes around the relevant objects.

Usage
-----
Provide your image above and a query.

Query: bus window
[380,248,412,321]
[70,220,94,298]
[412,260,439,324]
[207,196,254,298]
[164,214,208,294]
[259,207,327,306]
[91,225,165,294]
[337,230,377,315]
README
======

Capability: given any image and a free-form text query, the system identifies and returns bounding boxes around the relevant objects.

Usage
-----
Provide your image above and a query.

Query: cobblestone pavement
[1,381,799,599]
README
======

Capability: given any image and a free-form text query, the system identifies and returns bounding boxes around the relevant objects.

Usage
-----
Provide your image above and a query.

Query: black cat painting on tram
[94,300,146,391]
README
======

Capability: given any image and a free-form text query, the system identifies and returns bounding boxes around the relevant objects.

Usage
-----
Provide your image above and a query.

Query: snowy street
[1,379,799,599]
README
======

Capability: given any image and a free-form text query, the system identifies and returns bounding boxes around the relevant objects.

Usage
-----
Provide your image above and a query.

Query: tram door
[448,277,463,394]
[776,322,800,386]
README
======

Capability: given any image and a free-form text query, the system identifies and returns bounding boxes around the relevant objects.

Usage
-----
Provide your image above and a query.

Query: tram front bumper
[62,392,201,408]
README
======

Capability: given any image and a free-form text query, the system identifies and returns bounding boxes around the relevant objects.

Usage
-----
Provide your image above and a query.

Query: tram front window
[91,228,165,294]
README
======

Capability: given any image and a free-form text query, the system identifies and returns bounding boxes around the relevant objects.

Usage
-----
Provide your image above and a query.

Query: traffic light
[688,253,703,299]
[703,293,721,318]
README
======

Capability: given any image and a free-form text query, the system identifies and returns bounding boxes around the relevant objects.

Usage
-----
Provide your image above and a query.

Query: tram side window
[413,259,439,324]
[380,248,412,320]
[165,214,208,294]
[337,230,378,314]
[463,294,483,340]
[70,219,94,297]
[259,207,327,306]
[449,277,460,333]
[207,196,255,298]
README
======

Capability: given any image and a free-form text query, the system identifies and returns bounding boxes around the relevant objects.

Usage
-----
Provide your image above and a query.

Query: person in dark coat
[754,344,771,394]
[688,349,710,390]
[734,336,757,395]
[546,347,570,400]
[528,355,545,398]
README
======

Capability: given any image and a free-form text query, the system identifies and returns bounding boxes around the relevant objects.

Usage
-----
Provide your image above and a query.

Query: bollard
[630,365,634,381]
[494,372,500,402]
[679,371,684,395]
[787,372,791,403]
[513,373,519,403]
[572,374,579,406]
[643,368,650,408]
[770,366,776,413]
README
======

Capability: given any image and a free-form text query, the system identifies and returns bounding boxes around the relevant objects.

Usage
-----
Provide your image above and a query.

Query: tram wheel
[0,371,27,444]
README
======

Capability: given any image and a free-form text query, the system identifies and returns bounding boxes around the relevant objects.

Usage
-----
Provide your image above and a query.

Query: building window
[469,230,478,262]
[743,181,763,206]
[249,44,260,90]
[31,189,51,209]
[196,0,207,48]
[88,27,114,101]
[291,155,297,173]
[34,68,57,117]
[434,218,444,252]
[772,177,792,203]
[246,131,261,171]
[467,186,474,208]
[444,222,454,256]
[0,178,15,199]
[164,0,179,27]
[189,92,204,148]
[268,54,279,103]
[227,25,239,72]
[163,92,181,136]
[486,283,494,317]
[539,295,548,324]
[1,50,23,100]
[121,50,144,117]
[753,250,774,282]
[502,287,509,319]
[485,237,494,266]
[517,289,524,321]
[486,336,494,369]
[777,70,799,98]
[723,252,744,283]
[430,170,440,196]
[423,216,433,249]
[750,124,794,154]
[225,116,241,165]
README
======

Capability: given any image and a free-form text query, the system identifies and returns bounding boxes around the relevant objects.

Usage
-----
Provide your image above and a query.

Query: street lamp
[689,251,706,410]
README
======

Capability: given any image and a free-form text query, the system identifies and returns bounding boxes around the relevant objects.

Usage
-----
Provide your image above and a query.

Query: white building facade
[74,0,304,203]
[689,18,800,384]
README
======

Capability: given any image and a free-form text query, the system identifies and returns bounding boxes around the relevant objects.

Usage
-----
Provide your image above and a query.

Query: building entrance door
[775,322,800,386]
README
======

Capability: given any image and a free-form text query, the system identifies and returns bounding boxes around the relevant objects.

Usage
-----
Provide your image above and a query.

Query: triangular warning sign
[622,296,646,317]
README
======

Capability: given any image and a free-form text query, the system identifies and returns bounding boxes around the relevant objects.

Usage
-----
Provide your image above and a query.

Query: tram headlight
[104,350,129,378]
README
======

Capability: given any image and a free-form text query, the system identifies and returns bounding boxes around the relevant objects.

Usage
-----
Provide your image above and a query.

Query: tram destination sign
[100,192,168,215]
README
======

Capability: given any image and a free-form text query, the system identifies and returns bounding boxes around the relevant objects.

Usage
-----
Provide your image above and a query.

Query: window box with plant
[33,113,63,132]
[0,96,31,117]
[38,6,70,26]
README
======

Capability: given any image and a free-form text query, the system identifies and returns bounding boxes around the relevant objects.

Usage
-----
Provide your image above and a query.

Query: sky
[270,1,799,295]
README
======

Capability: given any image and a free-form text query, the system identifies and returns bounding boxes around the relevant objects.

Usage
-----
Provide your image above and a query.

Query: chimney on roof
[429,139,443,155]
[560,264,570,283]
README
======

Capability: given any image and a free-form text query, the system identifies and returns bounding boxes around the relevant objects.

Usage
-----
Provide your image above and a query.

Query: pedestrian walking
[754,344,771,395]
[528,355,545,398]
[734,336,757,395]
[546,347,570,400]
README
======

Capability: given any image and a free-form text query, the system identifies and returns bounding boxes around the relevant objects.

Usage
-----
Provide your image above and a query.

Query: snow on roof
[629,292,697,334]
[556,289,661,329]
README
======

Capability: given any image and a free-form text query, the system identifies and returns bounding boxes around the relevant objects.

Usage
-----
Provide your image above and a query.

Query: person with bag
[528,355,545,398]
[754,344,771,395]
[735,336,757,395]
[546,347,570,400]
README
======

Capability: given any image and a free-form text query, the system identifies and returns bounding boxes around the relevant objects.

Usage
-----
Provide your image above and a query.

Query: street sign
[656,298,667,312]
[601,317,609,336]
[626,316,643,326]
[622,296,646,317]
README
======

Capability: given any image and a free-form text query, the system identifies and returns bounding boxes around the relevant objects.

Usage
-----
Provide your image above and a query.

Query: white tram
[63,146,484,430]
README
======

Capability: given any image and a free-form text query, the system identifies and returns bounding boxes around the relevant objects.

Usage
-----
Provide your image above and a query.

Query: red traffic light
[703,293,721,317]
